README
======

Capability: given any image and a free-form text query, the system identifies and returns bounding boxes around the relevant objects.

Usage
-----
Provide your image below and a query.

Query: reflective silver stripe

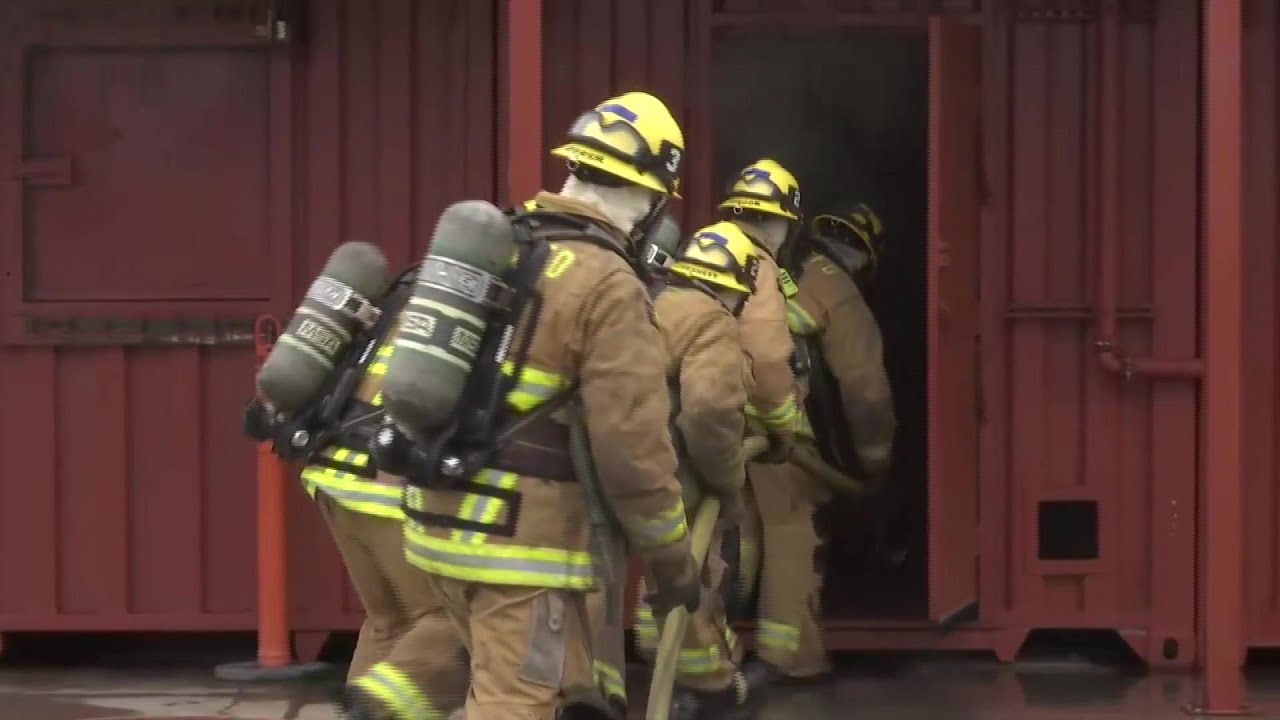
[403,529,595,588]
[453,471,519,544]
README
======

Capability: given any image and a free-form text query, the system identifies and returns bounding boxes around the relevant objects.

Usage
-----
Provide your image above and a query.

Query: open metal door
[926,16,982,630]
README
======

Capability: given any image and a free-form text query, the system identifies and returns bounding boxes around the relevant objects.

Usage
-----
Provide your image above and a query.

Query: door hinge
[254,0,301,44]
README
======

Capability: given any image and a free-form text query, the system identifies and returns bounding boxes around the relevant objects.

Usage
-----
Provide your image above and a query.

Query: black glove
[242,399,273,442]
[557,686,623,720]
[753,431,794,465]
[712,490,746,530]
[645,550,702,617]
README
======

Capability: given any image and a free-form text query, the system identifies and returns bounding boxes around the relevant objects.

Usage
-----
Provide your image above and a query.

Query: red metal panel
[926,15,981,625]
[540,0,692,222]
[986,2,1199,666]
[1242,0,1280,651]
[0,0,497,634]
[0,1,288,631]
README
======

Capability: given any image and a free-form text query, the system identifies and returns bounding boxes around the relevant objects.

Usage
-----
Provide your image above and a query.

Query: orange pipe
[1094,6,1203,381]
[256,440,291,668]
[253,315,290,668]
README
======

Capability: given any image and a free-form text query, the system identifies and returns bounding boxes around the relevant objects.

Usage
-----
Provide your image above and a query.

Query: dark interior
[712,27,931,620]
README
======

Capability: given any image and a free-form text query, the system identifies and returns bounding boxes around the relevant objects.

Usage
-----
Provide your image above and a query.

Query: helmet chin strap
[629,195,670,251]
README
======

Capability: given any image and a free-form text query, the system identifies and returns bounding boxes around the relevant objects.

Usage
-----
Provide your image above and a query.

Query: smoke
[711,28,928,217]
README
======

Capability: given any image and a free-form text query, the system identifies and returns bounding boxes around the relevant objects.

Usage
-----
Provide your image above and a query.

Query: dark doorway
[712,27,931,620]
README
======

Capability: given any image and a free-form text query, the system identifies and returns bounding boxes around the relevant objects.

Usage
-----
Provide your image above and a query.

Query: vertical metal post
[1190,0,1248,714]
[505,0,543,204]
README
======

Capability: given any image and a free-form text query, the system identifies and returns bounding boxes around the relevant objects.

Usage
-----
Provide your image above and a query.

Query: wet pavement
[2,642,1279,719]
[5,663,1280,719]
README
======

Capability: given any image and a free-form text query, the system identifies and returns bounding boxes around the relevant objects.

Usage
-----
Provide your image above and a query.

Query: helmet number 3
[664,148,681,175]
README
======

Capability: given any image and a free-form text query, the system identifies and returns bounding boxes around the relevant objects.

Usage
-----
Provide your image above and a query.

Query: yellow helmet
[669,221,760,294]
[810,202,886,273]
[550,92,685,197]
[717,159,802,221]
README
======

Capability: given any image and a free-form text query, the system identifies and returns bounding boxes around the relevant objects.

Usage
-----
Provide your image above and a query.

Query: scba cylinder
[381,200,518,435]
[255,242,391,414]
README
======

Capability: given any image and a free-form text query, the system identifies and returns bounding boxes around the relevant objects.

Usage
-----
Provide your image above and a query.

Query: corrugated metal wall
[543,0,1204,664]
[0,0,496,632]
[979,0,1200,665]
[1243,0,1280,649]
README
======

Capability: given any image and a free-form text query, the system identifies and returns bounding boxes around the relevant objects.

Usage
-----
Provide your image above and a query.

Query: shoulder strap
[312,278,415,440]
[646,276,667,301]
[516,209,645,278]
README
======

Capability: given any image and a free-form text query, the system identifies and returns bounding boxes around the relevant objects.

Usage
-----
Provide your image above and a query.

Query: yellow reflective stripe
[746,395,799,430]
[451,470,520,544]
[300,468,404,519]
[756,620,800,653]
[501,362,570,413]
[634,501,689,550]
[677,645,724,675]
[404,524,596,590]
[785,299,819,335]
[352,661,440,720]
[364,342,397,400]
[328,447,370,467]
[302,445,402,519]
[633,603,659,649]
[724,625,739,654]
[593,660,627,702]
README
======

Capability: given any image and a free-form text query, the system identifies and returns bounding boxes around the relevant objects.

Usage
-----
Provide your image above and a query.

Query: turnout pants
[315,492,470,717]
[742,458,831,679]
[427,575,595,720]
[633,515,743,692]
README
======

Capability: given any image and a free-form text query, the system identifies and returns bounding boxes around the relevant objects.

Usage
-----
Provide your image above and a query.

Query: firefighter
[398,91,702,720]
[714,159,833,694]
[630,220,759,720]
[786,202,895,493]
[782,205,897,677]
[301,322,470,719]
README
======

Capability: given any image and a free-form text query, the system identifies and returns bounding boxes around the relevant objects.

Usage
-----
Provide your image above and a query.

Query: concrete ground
[1,635,1278,719]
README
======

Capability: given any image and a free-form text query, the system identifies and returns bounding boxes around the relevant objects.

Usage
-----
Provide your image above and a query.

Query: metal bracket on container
[254,0,299,44]
[10,157,74,188]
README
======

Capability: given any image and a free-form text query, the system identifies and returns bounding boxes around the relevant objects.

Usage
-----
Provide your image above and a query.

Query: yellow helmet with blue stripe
[550,92,685,197]
[669,221,760,294]
[718,159,802,221]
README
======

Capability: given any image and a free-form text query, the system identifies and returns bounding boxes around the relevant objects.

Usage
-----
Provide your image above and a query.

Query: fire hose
[645,436,862,719]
